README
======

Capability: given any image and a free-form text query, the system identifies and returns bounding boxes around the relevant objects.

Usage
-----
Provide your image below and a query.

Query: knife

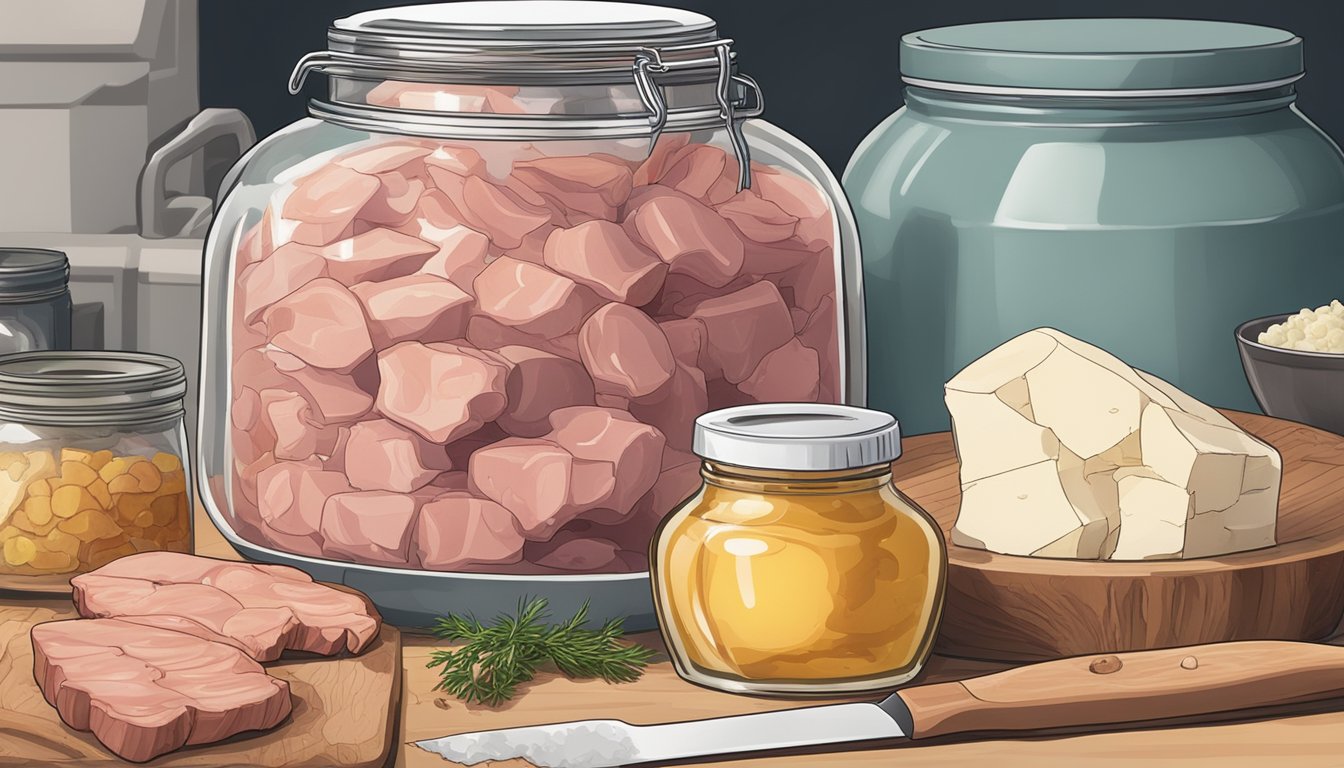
[414,641,1344,768]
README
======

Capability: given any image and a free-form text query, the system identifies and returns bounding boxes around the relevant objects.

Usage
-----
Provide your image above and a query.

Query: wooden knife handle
[898,641,1344,740]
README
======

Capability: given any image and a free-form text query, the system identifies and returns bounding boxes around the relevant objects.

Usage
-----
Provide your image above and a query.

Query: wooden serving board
[0,594,401,767]
[892,410,1344,663]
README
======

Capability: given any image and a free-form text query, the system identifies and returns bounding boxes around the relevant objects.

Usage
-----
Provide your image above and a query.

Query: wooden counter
[186,504,1344,768]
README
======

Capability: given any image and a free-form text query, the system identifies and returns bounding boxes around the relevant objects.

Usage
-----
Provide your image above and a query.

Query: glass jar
[845,19,1344,435]
[0,248,73,353]
[0,351,192,592]
[651,404,946,695]
[198,1,864,596]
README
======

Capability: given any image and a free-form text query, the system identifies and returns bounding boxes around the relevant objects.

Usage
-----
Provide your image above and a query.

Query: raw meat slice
[314,227,438,285]
[738,338,821,402]
[543,220,666,305]
[31,618,292,763]
[282,165,380,246]
[495,345,596,437]
[375,341,510,443]
[71,552,380,661]
[626,187,745,288]
[352,273,472,347]
[321,491,420,565]
[689,281,794,383]
[343,418,452,493]
[415,493,526,570]
[263,278,374,372]
[473,256,598,336]
[546,406,665,516]
[578,303,676,398]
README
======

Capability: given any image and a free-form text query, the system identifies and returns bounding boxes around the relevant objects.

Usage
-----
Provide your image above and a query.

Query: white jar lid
[692,404,902,472]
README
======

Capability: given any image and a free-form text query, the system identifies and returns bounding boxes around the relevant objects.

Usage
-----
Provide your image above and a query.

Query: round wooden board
[891,410,1344,663]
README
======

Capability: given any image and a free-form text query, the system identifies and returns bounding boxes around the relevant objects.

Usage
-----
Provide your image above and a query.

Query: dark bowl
[1236,313,1344,436]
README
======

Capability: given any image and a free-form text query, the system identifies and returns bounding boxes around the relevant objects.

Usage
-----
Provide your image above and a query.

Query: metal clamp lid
[0,352,187,426]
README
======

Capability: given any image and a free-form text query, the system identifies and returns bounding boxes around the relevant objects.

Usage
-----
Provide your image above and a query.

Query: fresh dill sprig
[427,597,655,706]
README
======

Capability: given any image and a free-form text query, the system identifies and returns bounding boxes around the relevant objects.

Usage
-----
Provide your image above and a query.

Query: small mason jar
[0,352,193,592]
[651,404,947,695]
[0,248,73,353]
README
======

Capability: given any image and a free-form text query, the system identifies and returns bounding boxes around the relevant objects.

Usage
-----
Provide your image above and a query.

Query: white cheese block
[946,328,1281,560]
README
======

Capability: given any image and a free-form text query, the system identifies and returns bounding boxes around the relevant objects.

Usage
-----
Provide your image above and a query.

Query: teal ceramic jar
[845,19,1344,435]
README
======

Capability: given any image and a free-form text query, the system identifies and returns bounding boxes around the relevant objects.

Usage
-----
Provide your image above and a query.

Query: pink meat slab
[455,175,552,250]
[313,227,438,285]
[689,280,794,383]
[416,224,491,294]
[71,552,381,661]
[774,248,836,312]
[375,341,510,443]
[423,144,488,177]
[269,352,377,424]
[717,190,799,243]
[630,362,708,452]
[30,618,293,763]
[255,461,351,542]
[625,187,745,288]
[351,273,472,347]
[543,220,667,304]
[495,345,596,437]
[236,242,327,325]
[465,314,583,361]
[738,337,821,402]
[415,493,526,570]
[658,144,738,205]
[512,154,634,220]
[632,132,692,186]
[546,406,665,515]
[578,303,676,398]
[320,491,421,566]
[336,142,432,175]
[282,164,381,246]
[658,317,709,369]
[257,388,331,461]
[468,437,585,537]
[473,256,600,336]
[360,171,427,226]
[262,277,374,372]
[343,418,452,493]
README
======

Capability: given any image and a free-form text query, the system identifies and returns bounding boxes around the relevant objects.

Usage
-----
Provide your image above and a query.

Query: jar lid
[0,248,69,303]
[900,19,1303,96]
[0,351,187,426]
[693,404,902,472]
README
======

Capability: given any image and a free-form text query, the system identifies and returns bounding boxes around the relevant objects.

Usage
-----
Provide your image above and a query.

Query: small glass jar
[0,248,73,353]
[0,351,193,592]
[651,404,946,695]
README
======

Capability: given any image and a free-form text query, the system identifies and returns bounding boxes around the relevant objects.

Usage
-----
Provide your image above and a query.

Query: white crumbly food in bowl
[1258,300,1344,353]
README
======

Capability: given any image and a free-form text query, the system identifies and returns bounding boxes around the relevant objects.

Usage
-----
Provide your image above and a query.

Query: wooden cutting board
[893,410,1344,662]
[0,594,401,767]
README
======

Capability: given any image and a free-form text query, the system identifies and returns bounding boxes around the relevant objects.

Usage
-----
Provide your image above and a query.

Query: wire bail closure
[632,39,757,191]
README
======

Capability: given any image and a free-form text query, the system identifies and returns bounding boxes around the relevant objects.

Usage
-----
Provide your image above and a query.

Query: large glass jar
[0,352,192,592]
[845,19,1344,435]
[0,249,72,353]
[651,405,946,695]
[198,1,863,623]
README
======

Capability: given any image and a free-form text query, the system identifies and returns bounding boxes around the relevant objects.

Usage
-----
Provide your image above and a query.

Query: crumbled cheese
[1258,300,1344,353]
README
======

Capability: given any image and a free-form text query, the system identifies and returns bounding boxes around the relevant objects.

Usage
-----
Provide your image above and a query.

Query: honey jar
[651,404,946,695]
[0,352,192,591]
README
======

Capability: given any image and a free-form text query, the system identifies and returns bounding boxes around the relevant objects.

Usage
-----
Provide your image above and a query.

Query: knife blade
[414,641,1344,767]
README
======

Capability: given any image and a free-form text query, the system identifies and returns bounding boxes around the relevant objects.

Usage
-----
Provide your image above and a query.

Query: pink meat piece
[415,493,526,570]
[626,187,745,288]
[30,618,291,763]
[495,345,596,437]
[343,418,452,493]
[659,144,738,205]
[512,155,634,220]
[546,406,665,516]
[738,338,821,402]
[657,317,712,371]
[258,388,333,460]
[455,175,552,250]
[799,295,840,402]
[417,223,491,294]
[398,188,464,241]
[443,423,508,469]
[621,453,704,546]
[424,144,488,177]
[256,462,351,541]
[71,552,380,658]
[690,281,794,383]
[314,227,438,285]
[375,341,510,443]
[336,142,431,175]
[237,242,327,325]
[578,303,676,398]
[235,451,277,508]
[473,256,599,336]
[263,277,374,372]
[543,220,667,305]
[752,168,833,248]
[468,438,582,537]
[632,132,692,187]
[360,171,427,226]
[466,314,582,361]
[504,222,558,265]
[717,190,799,243]
[352,273,472,347]
[233,386,263,432]
[321,491,421,565]
[529,536,622,572]
[271,353,377,424]
[630,363,708,451]
[282,165,381,246]
[774,248,835,312]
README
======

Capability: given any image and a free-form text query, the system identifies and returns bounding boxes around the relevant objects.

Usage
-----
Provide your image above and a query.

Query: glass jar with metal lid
[0,248,72,353]
[0,351,192,592]
[651,404,946,695]
[846,19,1344,435]
[197,0,864,627]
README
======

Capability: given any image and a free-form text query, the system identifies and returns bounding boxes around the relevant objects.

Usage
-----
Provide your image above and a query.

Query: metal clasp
[632,39,762,191]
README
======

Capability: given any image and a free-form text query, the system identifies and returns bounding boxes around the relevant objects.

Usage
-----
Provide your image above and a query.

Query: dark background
[200,0,1344,176]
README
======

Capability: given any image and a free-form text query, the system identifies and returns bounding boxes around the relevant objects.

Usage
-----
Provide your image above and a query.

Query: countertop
[186,505,1344,768]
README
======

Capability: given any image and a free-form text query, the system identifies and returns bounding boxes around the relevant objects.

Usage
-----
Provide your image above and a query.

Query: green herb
[426,597,655,706]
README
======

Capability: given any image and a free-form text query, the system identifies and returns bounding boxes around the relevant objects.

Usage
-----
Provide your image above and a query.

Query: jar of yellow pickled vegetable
[651,404,946,695]
[0,352,192,591]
